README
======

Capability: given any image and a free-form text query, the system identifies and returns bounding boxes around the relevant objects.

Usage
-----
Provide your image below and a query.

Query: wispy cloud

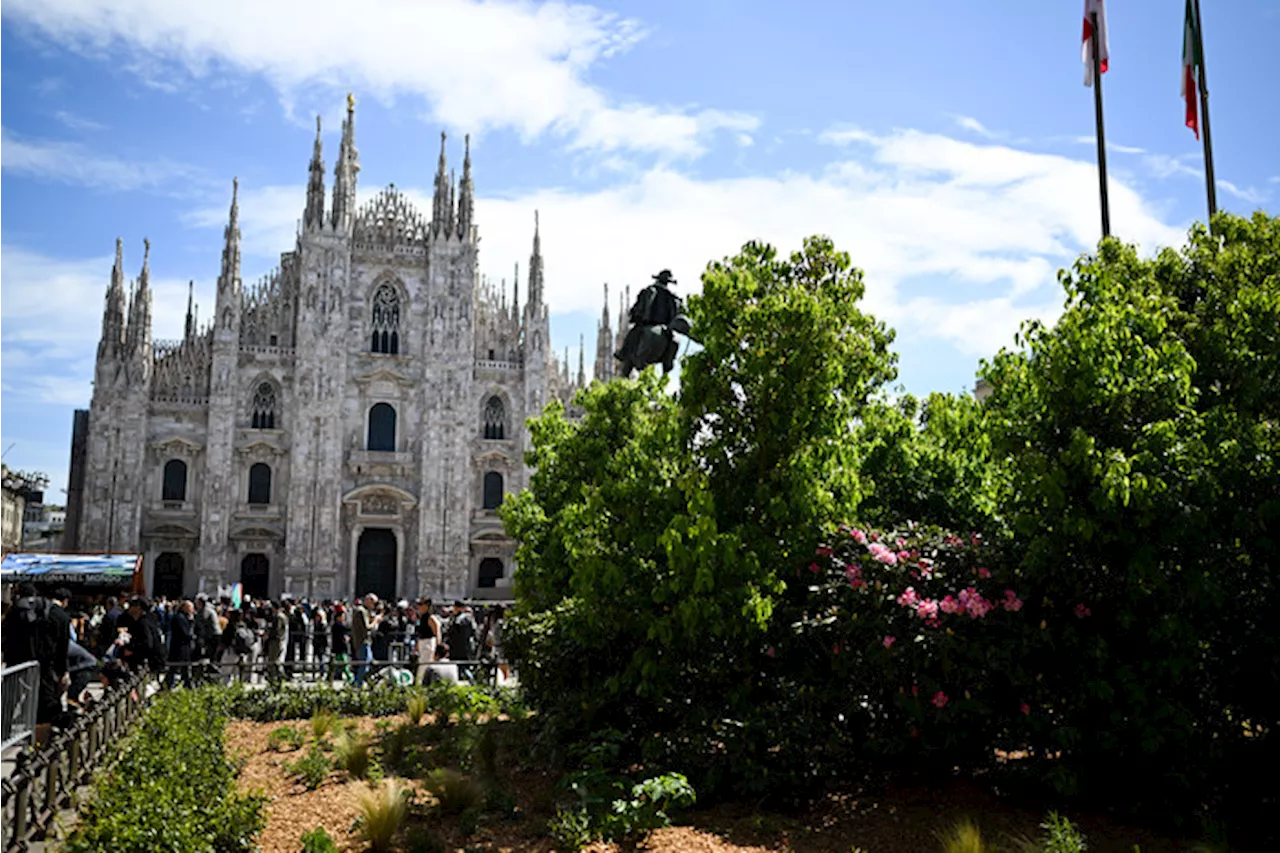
[1142,152,1203,180]
[4,0,753,159]
[953,115,1000,140]
[1215,179,1268,205]
[52,110,106,132]
[1073,135,1146,155]
[1,128,202,192]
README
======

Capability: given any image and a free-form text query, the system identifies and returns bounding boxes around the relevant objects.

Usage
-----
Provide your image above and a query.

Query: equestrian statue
[614,270,697,378]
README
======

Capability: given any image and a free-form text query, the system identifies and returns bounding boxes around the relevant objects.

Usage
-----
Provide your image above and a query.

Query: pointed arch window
[370,284,401,355]
[483,396,506,440]
[251,382,277,429]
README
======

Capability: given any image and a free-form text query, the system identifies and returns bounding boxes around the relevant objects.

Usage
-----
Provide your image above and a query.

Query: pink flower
[1074,603,1091,619]
[1002,590,1023,612]
[977,567,992,579]
[932,691,949,708]
[849,578,866,590]
[883,635,896,648]
[915,599,939,620]
[958,587,992,619]
[766,646,776,658]
[816,546,833,557]
[869,542,898,565]
[897,587,920,608]
[808,562,821,574]
[1020,702,1031,715]
[833,644,840,655]
[918,559,933,576]
[851,528,868,544]
[939,595,963,615]
[897,550,910,561]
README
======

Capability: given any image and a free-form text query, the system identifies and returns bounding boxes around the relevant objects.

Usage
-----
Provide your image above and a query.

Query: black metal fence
[155,654,509,688]
[0,663,40,752]
[1,669,148,853]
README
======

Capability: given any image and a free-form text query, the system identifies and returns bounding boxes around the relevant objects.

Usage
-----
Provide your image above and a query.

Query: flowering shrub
[778,522,1035,772]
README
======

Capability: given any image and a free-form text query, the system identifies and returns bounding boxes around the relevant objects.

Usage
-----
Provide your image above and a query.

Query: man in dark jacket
[116,597,166,674]
[97,596,122,650]
[445,601,477,682]
[1,582,71,744]
[167,600,196,686]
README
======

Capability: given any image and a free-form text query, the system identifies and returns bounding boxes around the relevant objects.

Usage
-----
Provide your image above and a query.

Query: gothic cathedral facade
[66,98,612,602]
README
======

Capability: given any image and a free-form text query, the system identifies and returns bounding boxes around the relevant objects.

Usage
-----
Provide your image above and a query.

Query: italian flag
[1182,0,1202,139]
[1082,0,1109,87]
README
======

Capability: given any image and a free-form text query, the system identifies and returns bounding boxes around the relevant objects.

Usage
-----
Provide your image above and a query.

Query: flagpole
[1192,0,1218,224]
[1090,10,1112,239]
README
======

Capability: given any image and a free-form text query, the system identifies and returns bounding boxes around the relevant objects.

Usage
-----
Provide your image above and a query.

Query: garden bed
[224,709,1191,853]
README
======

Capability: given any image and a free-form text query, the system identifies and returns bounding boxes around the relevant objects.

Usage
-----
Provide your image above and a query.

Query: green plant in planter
[352,779,410,853]
[406,692,430,726]
[937,818,989,853]
[267,725,305,752]
[425,768,486,816]
[334,730,372,779]
[287,745,332,791]
[300,826,339,853]
[310,709,337,741]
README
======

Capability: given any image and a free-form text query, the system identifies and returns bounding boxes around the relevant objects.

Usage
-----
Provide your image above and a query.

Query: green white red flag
[1082,0,1109,87]
[1182,0,1202,138]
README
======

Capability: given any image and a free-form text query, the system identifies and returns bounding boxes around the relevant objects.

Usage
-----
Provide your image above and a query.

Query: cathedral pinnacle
[330,97,359,231]
[527,211,544,307]
[457,133,474,240]
[185,280,195,340]
[99,236,128,359]
[304,115,326,229]
[433,131,449,234]
[219,179,242,295]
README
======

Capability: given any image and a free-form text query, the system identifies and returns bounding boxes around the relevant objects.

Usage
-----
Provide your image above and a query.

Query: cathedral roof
[353,185,429,249]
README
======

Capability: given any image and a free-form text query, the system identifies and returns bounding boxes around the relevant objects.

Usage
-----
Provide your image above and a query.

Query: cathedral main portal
[355,528,397,601]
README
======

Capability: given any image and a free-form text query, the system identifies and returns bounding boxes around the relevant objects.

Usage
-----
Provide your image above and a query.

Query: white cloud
[953,115,999,140]
[4,0,752,158]
[52,109,105,131]
[1,243,199,380]
[1215,179,1267,205]
[1073,136,1146,155]
[1,128,201,191]
[183,127,1186,360]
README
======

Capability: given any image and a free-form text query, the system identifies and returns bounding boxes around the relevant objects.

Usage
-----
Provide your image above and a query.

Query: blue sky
[2,0,1277,501]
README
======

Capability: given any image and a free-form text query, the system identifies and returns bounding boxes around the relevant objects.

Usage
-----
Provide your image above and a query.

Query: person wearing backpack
[219,609,256,684]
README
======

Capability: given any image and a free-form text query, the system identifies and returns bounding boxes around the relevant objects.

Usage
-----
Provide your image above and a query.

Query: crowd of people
[1,582,509,746]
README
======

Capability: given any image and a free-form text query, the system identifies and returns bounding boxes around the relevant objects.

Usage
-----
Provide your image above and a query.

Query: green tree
[982,212,1280,821]
[853,391,999,533]
[504,237,899,791]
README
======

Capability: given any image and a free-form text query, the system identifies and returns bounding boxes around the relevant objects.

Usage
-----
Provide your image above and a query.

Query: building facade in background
[66,98,618,602]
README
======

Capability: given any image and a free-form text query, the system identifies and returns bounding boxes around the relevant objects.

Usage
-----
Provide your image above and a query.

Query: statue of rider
[615,270,689,378]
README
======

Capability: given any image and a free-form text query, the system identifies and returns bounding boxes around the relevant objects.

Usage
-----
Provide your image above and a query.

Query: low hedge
[219,681,529,722]
[62,687,266,853]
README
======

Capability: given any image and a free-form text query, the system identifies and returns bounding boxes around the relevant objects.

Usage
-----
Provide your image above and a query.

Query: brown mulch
[229,718,1192,853]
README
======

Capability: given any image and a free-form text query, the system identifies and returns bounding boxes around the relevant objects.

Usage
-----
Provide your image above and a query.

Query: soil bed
[228,718,1189,853]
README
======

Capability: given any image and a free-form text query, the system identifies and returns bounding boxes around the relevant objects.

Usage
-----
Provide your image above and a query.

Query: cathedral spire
[218,178,242,295]
[304,115,326,230]
[595,282,613,383]
[432,131,449,235]
[512,262,520,322]
[128,238,153,357]
[99,238,127,360]
[578,334,585,386]
[329,94,360,231]
[184,280,195,340]
[447,168,456,237]
[456,133,474,241]
[527,211,544,308]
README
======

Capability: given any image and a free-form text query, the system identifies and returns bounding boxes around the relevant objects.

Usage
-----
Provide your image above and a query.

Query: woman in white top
[415,598,441,685]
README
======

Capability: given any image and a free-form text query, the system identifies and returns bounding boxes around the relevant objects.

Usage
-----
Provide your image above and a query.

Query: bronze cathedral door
[355,528,397,601]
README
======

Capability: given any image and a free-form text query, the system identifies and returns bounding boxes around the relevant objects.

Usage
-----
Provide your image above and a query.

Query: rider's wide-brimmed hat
[653,269,677,286]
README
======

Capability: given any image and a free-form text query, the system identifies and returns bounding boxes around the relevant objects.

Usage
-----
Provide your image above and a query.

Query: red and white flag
[1082,0,1110,87]
[1182,0,1202,138]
